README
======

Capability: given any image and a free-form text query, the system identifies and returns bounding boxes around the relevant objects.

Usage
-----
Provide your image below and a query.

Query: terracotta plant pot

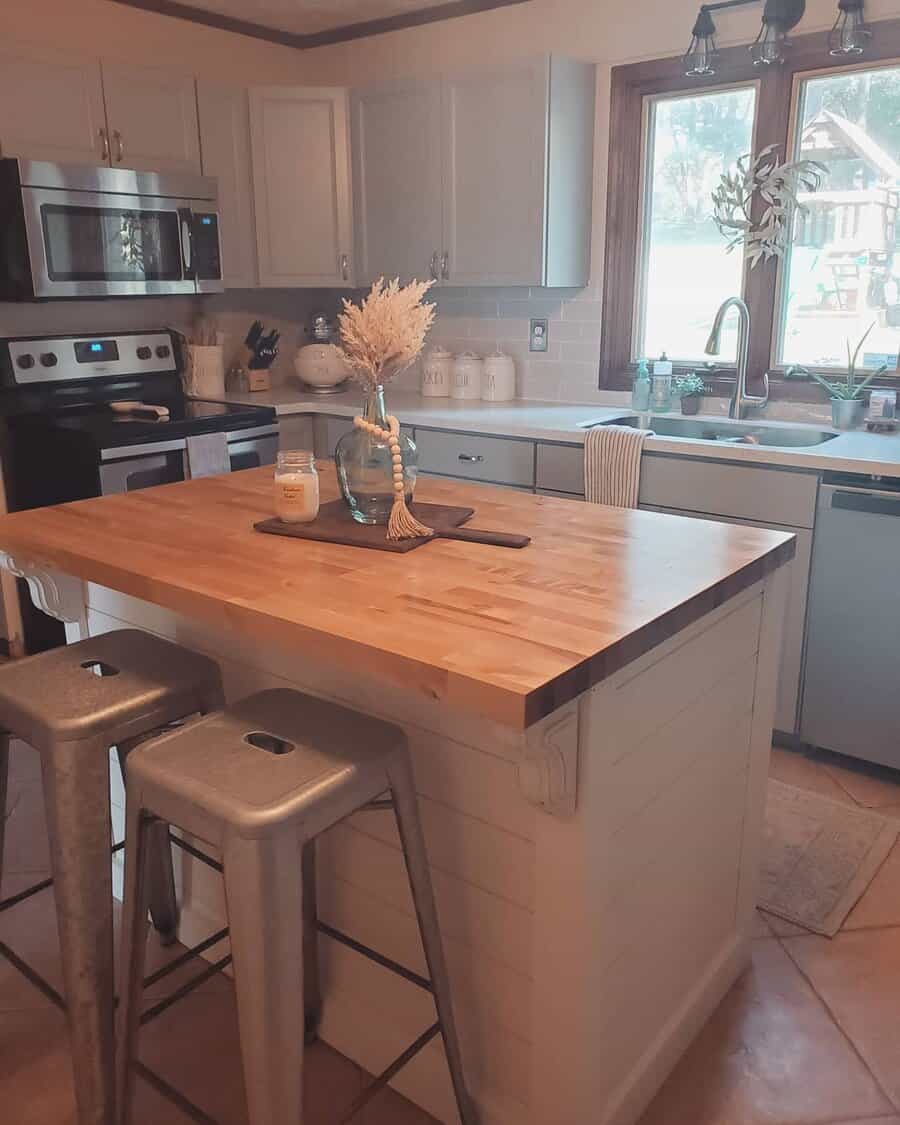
[680,394,702,415]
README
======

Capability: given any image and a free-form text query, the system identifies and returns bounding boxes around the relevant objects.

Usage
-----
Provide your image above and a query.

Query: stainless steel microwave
[0,158,224,299]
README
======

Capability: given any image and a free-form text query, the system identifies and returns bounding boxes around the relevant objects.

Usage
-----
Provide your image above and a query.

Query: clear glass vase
[335,386,418,524]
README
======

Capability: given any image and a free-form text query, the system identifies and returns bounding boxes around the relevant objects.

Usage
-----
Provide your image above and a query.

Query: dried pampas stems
[352,414,433,541]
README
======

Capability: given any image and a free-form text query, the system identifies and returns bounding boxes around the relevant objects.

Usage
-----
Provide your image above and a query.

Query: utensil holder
[184,345,225,399]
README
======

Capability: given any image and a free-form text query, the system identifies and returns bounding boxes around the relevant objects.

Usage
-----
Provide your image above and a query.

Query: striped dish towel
[583,424,653,508]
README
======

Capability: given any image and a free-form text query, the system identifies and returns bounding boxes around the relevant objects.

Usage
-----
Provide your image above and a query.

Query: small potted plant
[808,324,886,430]
[674,373,707,415]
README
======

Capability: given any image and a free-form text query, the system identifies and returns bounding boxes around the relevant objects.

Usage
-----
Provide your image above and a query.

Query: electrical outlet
[529,318,549,352]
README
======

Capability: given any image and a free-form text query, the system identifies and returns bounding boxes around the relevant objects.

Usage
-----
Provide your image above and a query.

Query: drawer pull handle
[458,453,484,463]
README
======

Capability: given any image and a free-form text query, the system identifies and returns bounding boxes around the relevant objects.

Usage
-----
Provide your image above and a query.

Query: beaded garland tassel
[353,413,434,540]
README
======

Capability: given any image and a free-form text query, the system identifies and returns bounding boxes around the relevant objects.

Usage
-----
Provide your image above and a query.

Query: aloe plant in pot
[808,324,887,430]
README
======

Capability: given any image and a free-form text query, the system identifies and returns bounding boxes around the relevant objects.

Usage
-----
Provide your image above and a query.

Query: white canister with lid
[481,351,516,402]
[451,351,483,400]
[421,346,454,397]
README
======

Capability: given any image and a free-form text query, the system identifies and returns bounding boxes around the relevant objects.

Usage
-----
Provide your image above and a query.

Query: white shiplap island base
[0,468,792,1125]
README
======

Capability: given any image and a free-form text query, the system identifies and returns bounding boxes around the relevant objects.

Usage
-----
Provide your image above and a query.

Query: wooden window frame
[599,16,900,399]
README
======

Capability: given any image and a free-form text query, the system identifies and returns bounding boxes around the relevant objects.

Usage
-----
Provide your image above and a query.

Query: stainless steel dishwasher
[801,472,900,768]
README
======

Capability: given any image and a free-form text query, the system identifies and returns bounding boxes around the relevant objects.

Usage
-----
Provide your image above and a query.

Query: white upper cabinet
[441,59,548,287]
[250,86,354,288]
[0,45,107,165]
[351,79,443,286]
[100,62,201,174]
[197,81,257,289]
[352,56,595,289]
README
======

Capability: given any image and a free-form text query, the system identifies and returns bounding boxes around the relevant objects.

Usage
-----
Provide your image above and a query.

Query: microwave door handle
[178,208,196,283]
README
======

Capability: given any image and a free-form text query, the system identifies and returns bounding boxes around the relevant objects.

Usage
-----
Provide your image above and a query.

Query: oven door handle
[178,208,196,284]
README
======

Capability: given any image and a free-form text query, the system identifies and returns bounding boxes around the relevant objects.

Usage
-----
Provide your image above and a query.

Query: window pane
[779,65,900,370]
[638,86,757,363]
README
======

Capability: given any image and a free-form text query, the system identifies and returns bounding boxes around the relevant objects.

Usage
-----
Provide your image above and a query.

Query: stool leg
[41,743,115,1125]
[118,745,179,946]
[115,802,152,1125]
[388,755,477,1125]
[223,830,305,1125]
[0,732,9,885]
[302,840,321,1043]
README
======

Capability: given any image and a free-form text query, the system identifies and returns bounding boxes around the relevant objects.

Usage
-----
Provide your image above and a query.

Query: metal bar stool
[116,688,477,1125]
[0,628,224,1125]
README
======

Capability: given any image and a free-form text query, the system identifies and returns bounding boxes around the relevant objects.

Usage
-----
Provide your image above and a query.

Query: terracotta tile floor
[5,741,900,1124]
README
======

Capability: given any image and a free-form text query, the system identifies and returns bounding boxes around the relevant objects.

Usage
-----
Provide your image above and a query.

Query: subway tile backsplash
[394,284,604,402]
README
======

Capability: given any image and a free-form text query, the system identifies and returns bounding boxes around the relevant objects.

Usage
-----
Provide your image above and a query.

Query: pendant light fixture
[684,6,719,76]
[829,0,871,54]
[750,0,805,66]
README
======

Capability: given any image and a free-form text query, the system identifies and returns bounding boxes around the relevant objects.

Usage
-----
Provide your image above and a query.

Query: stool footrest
[143,926,230,990]
[141,953,233,1027]
[134,1061,219,1125]
[317,920,433,993]
[339,1021,441,1125]
[169,832,223,873]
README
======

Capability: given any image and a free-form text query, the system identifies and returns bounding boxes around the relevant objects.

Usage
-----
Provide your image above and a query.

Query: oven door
[21,186,201,298]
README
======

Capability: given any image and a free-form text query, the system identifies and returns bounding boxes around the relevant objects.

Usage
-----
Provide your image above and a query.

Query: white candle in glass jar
[275,451,319,523]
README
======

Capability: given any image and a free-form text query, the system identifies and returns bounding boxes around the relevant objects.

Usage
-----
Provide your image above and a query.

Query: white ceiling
[185,0,455,37]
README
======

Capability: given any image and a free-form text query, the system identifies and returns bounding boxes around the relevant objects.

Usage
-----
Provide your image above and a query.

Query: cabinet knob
[113,129,125,164]
[458,453,484,463]
[441,251,450,281]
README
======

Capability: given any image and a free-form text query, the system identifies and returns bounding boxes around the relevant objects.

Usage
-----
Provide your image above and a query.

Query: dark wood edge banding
[108,0,531,50]
[523,534,796,726]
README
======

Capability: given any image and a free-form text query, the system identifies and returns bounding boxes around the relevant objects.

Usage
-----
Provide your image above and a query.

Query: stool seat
[127,689,405,840]
[0,629,222,748]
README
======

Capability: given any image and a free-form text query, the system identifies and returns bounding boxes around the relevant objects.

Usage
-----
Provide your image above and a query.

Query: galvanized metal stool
[0,628,224,1125]
[116,688,477,1125]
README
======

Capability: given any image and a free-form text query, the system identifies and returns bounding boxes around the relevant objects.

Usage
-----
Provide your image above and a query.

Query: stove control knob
[16,353,34,370]
[136,346,152,360]
[40,352,58,368]
[155,344,171,359]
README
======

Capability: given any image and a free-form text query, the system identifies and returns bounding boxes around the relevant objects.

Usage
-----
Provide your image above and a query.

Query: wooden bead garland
[352,413,434,541]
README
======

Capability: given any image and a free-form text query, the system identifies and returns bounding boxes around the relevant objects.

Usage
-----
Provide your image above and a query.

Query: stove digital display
[74,339,119,364]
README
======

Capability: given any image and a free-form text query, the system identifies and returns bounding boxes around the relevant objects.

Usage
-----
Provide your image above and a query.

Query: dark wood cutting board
[254,500,529,553]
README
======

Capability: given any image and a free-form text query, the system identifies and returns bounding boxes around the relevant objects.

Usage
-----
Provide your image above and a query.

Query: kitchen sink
[580,416,839,448]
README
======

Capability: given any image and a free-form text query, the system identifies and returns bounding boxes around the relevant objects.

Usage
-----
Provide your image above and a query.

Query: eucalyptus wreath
[711,144,827,267]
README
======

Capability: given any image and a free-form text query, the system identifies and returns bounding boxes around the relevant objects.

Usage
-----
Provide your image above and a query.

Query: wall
[300,0,900,402]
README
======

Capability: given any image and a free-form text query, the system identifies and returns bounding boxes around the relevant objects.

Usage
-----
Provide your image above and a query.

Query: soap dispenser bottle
[650,353,673,413]
[632,359,651,411]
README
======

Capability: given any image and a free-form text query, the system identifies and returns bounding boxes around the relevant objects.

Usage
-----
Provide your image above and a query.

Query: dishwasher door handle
[832,489,900,517]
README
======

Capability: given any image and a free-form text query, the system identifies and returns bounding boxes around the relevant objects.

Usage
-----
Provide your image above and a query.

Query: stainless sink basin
[581,416,839,448]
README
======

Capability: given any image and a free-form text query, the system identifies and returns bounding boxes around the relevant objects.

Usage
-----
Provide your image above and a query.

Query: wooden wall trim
[108,0,531,50]
[599,16,900,392]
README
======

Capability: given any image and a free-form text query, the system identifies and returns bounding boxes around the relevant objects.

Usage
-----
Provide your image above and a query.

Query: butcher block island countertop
[0,463,793,730]
[0,465,795,1125]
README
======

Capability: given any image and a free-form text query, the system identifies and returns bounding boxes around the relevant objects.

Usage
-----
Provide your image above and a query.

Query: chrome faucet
[704,297,768,420]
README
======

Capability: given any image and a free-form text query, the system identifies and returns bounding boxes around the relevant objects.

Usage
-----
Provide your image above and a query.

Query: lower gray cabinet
[416,429,535,487]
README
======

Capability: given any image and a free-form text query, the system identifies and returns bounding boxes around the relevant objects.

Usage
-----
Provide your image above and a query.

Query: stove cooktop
[39,396,276,449]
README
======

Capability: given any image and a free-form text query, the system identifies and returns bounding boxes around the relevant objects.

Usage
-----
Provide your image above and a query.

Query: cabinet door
[101,62,201,173]
[0,46,107,165]
[351,79,442,286]
[642,503,812,736]
[197,81,257,288]
[440,59,548,286]
[250,87,354,288]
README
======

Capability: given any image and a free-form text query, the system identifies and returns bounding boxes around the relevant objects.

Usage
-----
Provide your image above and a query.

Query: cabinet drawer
[639,454,818,528]
[417,429,535,487]
[536,443,583,494]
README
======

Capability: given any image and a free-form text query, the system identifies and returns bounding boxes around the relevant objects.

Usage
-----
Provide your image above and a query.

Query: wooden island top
[0,464,794,729]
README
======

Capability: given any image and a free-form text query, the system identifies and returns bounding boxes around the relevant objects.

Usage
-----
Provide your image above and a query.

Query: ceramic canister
[481,351,516,402]
[451,351,483,400]
[421,346,454,397]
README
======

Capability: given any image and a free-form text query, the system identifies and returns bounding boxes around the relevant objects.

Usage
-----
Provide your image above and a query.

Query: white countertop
[221,385,900,479]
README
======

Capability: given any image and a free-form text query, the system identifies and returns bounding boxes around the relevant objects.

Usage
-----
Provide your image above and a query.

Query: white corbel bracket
[518,699,579,817]
[0,552,87,625]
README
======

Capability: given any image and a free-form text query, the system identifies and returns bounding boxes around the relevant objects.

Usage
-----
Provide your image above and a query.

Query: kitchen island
[0,466,793,1125]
